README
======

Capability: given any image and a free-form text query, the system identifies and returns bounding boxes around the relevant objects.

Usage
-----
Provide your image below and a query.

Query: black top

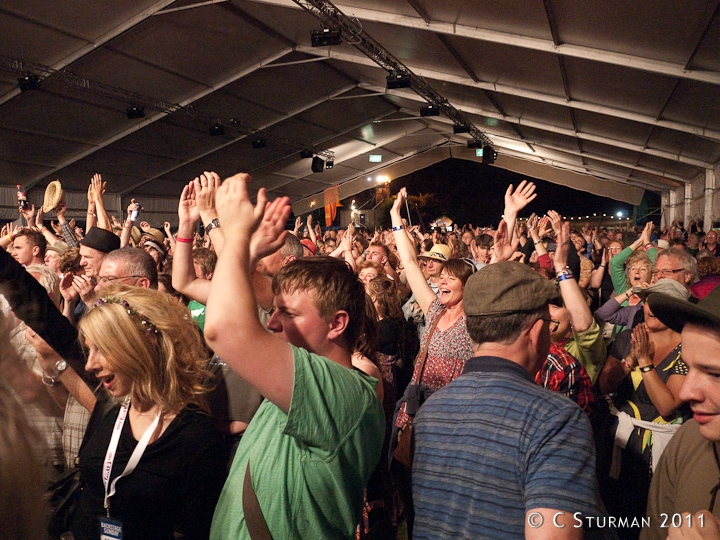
[71,403,229,540]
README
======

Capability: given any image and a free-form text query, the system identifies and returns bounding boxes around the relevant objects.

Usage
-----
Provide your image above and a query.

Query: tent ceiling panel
[419,0,553,39]
[2,0,719,210]
[660,79,720,133]
[562,57,679,118]
[552,0,718,64]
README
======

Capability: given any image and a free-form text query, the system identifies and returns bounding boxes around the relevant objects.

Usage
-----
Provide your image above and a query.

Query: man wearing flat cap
[412,255,606,538]
[641,286,720,540]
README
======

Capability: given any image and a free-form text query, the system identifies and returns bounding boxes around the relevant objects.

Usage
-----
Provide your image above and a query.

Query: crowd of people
[1,171,719,540]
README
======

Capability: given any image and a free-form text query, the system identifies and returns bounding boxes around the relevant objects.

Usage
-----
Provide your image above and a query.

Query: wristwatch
[204,218,220,236]
[41,359,68,387]
[639,364,655,373]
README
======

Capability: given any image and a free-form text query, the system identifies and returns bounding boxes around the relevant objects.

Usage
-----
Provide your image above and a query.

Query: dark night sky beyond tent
[380,158,658,228]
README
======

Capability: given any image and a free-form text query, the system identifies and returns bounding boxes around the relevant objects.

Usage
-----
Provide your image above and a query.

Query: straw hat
[42,180,65,213]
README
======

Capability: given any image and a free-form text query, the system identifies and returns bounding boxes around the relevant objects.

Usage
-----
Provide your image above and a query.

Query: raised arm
[195,172,224,254]
[554,221,593,333]
[503,180,536,244]
[390,188,436,314]
[205,174,295,412]
[171,180,211,304]
[90,174,111,231]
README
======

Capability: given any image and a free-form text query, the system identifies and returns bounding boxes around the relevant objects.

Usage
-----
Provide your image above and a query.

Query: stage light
[482,145,497,164]
[311,156,325,173]
[126,106,145,119]
[453,124,470,134]
[420,104,440,117]
[467,140,483,149]
[18,73,40,92]
[325,159,334,169]
[311,28,342,47]
[251,137,266,149]
[300,150,314,159]
[387,70,411,89]
[209,123,225,136]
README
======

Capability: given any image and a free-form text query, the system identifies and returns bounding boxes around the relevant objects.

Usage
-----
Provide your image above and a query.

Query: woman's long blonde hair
[78,283,211,411]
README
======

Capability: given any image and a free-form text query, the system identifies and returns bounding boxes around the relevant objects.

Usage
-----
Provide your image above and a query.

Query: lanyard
[102,397,162,516]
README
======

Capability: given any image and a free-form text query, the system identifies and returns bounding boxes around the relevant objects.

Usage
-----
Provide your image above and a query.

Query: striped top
[412,356,605,539]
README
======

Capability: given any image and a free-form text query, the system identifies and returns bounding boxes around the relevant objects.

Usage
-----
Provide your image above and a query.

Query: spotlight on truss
[311,28,342,47]
[420,104,440,117]
[18,73,40,92]
[482,146,497,164]
[126,106,145,119]
[453,124,470,134]
[209,123,225,136]
[386,70,411,89]
[311,156,325,173]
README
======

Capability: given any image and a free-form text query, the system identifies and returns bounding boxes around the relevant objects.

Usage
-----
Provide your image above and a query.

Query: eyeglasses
[97,275,143,285]
[541,318,560,332]
[651,268,684,277]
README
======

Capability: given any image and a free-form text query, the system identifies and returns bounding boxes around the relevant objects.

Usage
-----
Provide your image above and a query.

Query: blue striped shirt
[412,356,604,539]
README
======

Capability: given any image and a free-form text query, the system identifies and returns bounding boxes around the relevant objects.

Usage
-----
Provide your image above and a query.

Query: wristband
[620,358,632,370]
[175,236,193,244]
[556,273,573,283]
[639,364,655,373]
[88,210,97,217]
[6,233,13,243]
[392,225,404,231]
[644,243,654,251]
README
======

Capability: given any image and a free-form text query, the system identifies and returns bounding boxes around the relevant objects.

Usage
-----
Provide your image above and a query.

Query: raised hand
[503,180,537,216]
[249,194,292,266]
[20,203,35,225]
[90,173,106,202]
[178,182,200,225]
[193,171,221,224]
[553,221,571,269]
[490,220,520,263]
[547,210,563,237]
[215,173,265,239]
[391,187,407,216]
[35,205,45,229]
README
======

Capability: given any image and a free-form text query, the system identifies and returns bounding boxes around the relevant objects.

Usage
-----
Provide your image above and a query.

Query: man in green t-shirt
[205,173,385,539]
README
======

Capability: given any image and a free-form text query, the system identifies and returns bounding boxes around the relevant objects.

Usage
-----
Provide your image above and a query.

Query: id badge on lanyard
[101,397,161,532]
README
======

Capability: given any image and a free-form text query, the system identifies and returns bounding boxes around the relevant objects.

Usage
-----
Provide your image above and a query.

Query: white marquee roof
[1,0,719,218]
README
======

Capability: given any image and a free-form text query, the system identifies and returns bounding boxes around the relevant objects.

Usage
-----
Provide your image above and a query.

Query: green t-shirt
[564,319,607,384]
[210,345,385,539]
[188,300,206,332]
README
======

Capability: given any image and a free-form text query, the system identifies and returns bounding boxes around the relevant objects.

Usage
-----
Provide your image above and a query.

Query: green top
[564,319,607,384]
[210,345,385,540]
[609,245,657,297]
[188,300,206,332]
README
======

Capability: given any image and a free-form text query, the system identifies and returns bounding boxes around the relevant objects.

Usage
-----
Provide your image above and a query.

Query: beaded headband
[95,296,159,334]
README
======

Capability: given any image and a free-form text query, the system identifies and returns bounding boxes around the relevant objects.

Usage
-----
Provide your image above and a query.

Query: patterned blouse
[395,298,473,428]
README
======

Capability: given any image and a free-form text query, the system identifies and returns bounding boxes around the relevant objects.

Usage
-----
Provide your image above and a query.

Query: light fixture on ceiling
[453,124,470,134]
[251,137,266,149]
[386,70,411,89]
[311,27,342,47]
[482,145,497,164]
[467,140,483,149]
[209,123,225,136]
[300,150,314,159]
[325,159,334,169]
[420,104,440,117]
[17,73,40,92]
[311,156,325,173]
[126,106,145,119]
[369,154,382,163]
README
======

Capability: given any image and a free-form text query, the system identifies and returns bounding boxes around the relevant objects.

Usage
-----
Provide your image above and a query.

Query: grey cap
[464,261,560,317]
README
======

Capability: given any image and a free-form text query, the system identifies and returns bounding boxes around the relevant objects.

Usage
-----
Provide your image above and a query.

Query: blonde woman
[28,283,227,540]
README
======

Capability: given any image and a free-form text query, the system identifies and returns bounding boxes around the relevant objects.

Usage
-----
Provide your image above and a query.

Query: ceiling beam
[249,0,720,86]
[359,83,713,172]
[119,82,358,195]
[25,48,293,190]
[296,46,720,143]
[0,0,177,107]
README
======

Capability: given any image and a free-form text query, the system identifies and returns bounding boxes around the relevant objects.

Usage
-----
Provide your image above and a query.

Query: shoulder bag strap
[243,461,273,540]
[412,312,443,385]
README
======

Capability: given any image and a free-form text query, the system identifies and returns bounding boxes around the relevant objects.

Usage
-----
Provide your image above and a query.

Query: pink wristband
[175,236,193,244]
